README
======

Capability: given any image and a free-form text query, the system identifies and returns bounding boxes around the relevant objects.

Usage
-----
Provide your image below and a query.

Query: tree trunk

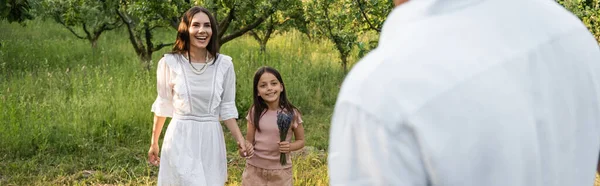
[141,52,153,71]
[340,54,348,74]
[259,42,267,52]
[91,39,98,60]
[91,39,98,49]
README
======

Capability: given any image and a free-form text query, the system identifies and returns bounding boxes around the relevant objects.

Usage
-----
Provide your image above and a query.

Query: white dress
[151,53,238,186]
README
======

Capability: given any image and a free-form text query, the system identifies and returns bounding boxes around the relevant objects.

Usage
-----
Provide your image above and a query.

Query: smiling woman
[147,6,252,186]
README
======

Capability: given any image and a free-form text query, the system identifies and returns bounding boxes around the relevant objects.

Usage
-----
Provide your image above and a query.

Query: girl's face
[188,12,212,51]
[257,72,283,105]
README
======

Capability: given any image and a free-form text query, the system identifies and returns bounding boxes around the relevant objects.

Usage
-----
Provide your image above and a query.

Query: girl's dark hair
[171,6,219,63]
[251,66,298,132]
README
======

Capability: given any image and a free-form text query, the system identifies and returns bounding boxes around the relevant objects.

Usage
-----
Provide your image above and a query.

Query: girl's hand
[279,141,290,153]
[245,141,254,158]
[148,144,160,166]
[239,141,254,158]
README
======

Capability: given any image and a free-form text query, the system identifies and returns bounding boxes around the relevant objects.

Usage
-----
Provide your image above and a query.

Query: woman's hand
[237,140,248,157]
[148,144,160,166]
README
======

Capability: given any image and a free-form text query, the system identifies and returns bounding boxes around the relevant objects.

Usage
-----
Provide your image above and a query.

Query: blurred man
[328,0,600,185]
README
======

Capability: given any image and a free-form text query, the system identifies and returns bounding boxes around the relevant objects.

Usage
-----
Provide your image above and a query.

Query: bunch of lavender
[277,110,294,165]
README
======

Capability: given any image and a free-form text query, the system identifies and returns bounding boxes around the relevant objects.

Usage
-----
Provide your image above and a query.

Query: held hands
[279,141,291,153]
[237,140,254,158]
[148,144,160,166]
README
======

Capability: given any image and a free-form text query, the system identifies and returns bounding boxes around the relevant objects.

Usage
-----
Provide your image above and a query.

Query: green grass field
[0,19,357,185]
[1,20,599,186]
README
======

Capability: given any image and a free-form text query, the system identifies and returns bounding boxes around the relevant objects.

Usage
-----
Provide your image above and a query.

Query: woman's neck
[188,48,208,63]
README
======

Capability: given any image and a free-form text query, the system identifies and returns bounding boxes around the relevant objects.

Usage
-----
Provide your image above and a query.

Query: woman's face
[188,12,212,52]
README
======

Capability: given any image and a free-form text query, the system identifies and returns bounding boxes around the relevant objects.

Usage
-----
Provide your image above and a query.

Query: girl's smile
[257,72,283,107]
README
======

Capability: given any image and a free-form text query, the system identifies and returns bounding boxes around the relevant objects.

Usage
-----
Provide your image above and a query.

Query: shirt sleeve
[219,63,238,121]
[293,109,303,129]
[151,57,175,117]
[328,102,430,186]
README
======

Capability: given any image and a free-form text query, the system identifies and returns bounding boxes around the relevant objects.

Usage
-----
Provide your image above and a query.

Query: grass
[0,19,343,185]
[1,19,599,186]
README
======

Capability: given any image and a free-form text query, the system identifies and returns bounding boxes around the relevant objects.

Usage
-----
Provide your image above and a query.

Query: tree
[354,0,392,33]
[306,0,359,73]
[115,0,298,68]
[193,0,286,45]
[0,0,34,25]
[117,0,189,69]
[247,0,308,52]
[42,0,122,49]
[353,0,393,57]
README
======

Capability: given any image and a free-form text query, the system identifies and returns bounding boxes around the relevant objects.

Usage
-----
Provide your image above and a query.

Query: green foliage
[0,0,34,24]
[116,0,191,68]
[0,19,342,185]
[305,0,359,73]
[41,0,122,48]
[353,0,393,33]
[120,0,186,31]
[247,0,308,52]
[352,0,392,57]
[193,0,289,45]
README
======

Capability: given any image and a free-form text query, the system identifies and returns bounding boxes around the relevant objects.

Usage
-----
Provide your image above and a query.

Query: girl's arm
[246,120,256,144]
[279,123,305,153]
[289,124,305,151]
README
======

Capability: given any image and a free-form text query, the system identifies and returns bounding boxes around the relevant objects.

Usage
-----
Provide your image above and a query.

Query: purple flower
[277,110,294,165]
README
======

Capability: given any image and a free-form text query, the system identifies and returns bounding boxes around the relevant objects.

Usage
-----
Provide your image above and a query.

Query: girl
[147,6,251,185]
[242,66,306,186]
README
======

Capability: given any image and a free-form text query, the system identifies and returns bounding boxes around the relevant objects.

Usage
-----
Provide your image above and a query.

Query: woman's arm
[241,120,256,157]
[151,115,166,146]
[148,57,174,166]
[148,115,166,166]
[223,118,247,156]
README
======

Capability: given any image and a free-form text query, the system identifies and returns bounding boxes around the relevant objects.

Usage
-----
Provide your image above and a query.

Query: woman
[147,6,249,185]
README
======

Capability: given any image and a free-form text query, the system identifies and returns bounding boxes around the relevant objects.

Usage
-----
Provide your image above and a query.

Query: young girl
[147,6,250,185]
[242,66,306,186]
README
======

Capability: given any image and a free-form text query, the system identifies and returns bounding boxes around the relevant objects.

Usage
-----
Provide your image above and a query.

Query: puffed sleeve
[151,57,175,117]
[219,63,238,121]
[292,109,303,129]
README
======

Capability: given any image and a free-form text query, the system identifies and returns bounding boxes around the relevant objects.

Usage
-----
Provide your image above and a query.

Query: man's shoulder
[337,50,387,103]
